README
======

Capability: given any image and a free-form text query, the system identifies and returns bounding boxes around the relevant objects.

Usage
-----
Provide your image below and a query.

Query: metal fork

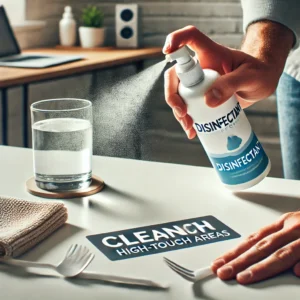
[164,257,214,282]
[0,244,94,277]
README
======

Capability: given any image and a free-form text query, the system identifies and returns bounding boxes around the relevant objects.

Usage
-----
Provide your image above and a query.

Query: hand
[211,212,300,284]
[163,24,293,139]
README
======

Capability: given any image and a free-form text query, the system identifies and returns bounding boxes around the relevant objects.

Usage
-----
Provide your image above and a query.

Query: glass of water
[31,98,92,191]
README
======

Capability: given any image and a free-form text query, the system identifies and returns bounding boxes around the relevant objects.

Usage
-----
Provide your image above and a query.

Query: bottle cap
[63,6,73,18]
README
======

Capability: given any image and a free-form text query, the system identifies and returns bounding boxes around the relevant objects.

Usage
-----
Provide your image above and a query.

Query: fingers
[173,110,196,139]
[293,261,300,277]
[236,97,257,110]
[237,239,300,285]
[163,25,219,56]
[187,128,197,139]
[211,219,284,273]
[163,26,256,109]
[164,65,196,139]
[164,66,186,117]
[216,228,298,281]
[204,64,258,108]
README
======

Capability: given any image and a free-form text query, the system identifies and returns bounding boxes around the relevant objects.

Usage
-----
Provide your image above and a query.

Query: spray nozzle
[165,46,192,65]
[164,45,204,87]
[165,55,172,64]
[65,6,72,13]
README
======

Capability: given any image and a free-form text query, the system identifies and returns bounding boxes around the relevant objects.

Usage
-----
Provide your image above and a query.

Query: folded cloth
[0,196,68,257]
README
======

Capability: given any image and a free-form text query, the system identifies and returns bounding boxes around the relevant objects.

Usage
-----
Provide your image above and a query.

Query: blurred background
[0,0,281,177]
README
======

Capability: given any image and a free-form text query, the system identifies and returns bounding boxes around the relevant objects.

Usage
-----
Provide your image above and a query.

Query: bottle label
[184,86,270,187]
[195,102,242,134]
[208,131,269,185]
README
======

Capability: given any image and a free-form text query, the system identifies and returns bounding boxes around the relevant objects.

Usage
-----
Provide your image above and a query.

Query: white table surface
[1,146,300,300]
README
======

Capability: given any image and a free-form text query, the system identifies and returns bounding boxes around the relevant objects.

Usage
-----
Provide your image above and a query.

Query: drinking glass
[31,98,93,191]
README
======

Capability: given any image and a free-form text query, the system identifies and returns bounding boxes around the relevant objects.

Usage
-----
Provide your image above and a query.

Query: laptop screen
[0,6,20,58]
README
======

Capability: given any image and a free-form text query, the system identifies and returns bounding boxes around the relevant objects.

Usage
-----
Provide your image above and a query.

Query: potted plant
[79,6,105,48]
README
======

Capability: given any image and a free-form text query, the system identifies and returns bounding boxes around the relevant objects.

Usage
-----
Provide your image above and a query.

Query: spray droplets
[89,60,166,158]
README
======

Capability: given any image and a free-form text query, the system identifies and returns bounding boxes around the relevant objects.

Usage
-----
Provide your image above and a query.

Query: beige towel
[0,196,68,257]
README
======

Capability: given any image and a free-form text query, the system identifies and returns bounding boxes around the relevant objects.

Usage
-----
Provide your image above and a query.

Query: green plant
[81,6,104,28]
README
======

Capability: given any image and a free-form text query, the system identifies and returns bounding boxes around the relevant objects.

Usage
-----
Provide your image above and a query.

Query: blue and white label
[209,131,269,185]
[185,90,270,187]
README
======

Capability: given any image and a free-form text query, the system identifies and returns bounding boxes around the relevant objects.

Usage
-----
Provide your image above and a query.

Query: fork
[0,244,94,277]
[164,257,214,282]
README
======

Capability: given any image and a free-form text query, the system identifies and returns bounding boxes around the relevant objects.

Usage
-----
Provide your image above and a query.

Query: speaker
[116,4,140,48]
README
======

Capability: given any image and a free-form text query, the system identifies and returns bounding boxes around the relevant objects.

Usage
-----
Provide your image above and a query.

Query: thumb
[293,261,300,277]
[204,67,249,108]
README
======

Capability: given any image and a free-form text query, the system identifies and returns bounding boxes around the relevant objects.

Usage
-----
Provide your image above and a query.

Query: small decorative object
[59,6,77,47]
[116,4,140,48]
[79,5,105,48]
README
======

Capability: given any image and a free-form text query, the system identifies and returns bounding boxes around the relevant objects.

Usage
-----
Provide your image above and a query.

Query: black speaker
[116,4,140,48]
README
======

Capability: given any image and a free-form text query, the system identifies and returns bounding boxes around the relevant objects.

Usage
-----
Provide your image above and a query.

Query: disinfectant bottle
[165,46,271,190]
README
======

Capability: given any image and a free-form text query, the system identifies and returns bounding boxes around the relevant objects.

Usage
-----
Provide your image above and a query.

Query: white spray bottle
[59,6,77,47]
[166,46,271,190]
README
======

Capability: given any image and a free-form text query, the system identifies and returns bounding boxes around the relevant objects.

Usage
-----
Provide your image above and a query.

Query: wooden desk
[0,47,163,147]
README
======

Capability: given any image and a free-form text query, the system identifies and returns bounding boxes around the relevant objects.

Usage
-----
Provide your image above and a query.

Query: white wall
[0,0,25,24]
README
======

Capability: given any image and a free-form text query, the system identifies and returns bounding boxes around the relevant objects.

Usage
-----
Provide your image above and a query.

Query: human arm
[241,0,300,49]
[163,22,294,139]
[164,0,300,285]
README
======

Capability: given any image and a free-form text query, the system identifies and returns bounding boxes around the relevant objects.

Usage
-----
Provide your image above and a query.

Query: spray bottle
[166,46,271,190]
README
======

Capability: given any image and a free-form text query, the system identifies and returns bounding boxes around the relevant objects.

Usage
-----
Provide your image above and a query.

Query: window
[0,0,25,25]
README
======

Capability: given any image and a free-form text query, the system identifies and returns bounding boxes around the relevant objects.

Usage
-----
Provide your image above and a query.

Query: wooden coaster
[26,175,105,199]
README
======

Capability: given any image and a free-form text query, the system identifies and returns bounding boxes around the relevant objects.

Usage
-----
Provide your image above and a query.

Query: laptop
[0,6,83,68]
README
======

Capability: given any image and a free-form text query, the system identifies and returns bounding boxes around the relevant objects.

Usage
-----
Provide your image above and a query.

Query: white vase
[79,27,106,48]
